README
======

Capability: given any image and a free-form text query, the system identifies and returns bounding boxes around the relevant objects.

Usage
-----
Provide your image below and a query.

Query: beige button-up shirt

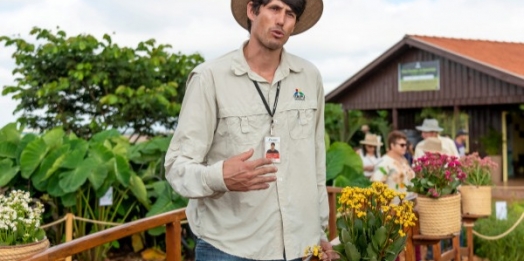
[414,135,460,160]
[165,43,328,260]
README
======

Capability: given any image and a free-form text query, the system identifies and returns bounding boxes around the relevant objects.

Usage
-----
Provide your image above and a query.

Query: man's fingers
[250,157,274,169]
[236,148,254,161]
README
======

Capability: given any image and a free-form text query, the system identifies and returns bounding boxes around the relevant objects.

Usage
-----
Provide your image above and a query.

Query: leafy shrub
[474,201,524,261]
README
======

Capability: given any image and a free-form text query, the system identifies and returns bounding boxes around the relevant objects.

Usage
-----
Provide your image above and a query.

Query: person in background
[404,140,414,166]
[455,130,468,157]
[371,130,416,202]
[358,133,381,178]
[414,119,459,159]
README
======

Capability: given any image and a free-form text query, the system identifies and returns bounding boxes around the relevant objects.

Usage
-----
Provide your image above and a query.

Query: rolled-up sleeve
[164,71,229,199]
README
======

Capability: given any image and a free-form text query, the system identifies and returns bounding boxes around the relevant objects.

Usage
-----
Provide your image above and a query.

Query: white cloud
[1,0,524,126]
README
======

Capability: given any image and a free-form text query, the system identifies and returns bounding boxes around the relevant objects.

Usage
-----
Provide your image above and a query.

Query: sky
[1,0,524,128]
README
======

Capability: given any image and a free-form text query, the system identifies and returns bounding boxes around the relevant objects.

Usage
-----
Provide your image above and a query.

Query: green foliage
[460,153,495,186]
[474,201,524,261]
[479,128,502,155]
[417,108,468,138]
[325,141,369,188]
[1,27,204,138]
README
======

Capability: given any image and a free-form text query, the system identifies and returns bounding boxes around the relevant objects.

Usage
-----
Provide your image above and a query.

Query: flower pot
[0,239,49,261]
[416,193,461,236]
[459,185,492,216]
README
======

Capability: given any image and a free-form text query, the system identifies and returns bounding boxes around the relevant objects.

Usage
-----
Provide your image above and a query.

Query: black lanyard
[252,81,281,117]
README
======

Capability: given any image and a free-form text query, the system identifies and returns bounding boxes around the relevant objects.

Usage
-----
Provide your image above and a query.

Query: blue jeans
[195,238,301,261]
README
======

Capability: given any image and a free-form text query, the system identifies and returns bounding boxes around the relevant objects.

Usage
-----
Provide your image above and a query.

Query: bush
[473,201,524,261]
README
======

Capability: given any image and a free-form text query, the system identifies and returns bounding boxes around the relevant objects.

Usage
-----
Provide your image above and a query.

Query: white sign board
[99,187,113,206]
[495,201,507,220]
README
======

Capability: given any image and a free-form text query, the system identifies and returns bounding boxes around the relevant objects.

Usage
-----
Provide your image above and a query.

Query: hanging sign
[398,60,440,92]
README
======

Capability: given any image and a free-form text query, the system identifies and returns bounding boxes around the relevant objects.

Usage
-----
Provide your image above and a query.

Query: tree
[1,27,204,139]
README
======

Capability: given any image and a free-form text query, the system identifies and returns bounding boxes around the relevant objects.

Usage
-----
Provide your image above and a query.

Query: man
[414,119,459,159]
[164,0,332,260]
[454,130,468,157]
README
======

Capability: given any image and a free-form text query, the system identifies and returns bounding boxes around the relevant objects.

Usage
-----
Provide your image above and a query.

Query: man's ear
[247,2,256,22]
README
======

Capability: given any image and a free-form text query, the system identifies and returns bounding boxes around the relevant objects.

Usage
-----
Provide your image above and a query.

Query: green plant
[332,182,416,261]
[325,139,368,188]
[1,27,204,139]
[480,128,502,155]
[409,152,466,198]
[460,152,496,186]
[0,190,46,246]
[474,201,524,261]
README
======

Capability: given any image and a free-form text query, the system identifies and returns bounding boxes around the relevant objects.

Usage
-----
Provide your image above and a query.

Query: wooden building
[326,35,524,185]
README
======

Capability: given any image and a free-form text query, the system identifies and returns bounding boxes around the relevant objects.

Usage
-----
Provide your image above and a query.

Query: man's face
[247,0,297,50]
[421,131,438,139]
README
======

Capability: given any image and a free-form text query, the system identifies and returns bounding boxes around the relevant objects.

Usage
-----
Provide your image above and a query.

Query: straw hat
[231,0,324,35]
[416,119,443,132]
[418,137,443,153]
[360,133,383,147]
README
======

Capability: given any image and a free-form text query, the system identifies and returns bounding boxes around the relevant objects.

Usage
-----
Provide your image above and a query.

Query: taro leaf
[333,165,371,188]
[42,128,64,148]
[0,159,19,187]
[15,134,37,165]
[129,173,150,209]
[326,142,362,181]
[341,228,351,244]
[88,164,108,191]
[96,171,117,198]
[31,166,49,192]
[146,190,187,236]
[0,123,21,143]
[59,158,96,193]
[0,141,17,158]
[20,138,49,178]
[113,155,131,187]
[35,145,70,181]
[61,148,87,169]
[47,173,66,197]
[90,129,121,143]
[344,242,361,261]
[89,143,114,163]
[61,192,77,207]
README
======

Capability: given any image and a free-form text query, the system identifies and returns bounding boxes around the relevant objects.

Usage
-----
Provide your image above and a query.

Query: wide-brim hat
[416,119,443,132]
[418,137,443,153]
[360,133,383,147]
[231,0,324,35]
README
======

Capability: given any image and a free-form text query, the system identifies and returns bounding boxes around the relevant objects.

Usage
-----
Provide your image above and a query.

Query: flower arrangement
[0,190,46,246]
[460,152,496,186]
[409,152,466,198]
[302,244,323,261]
[331,182,416,261]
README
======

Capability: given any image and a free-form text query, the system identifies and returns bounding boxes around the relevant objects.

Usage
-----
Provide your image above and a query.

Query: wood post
[166,220,182,261]
[65,213,74,261]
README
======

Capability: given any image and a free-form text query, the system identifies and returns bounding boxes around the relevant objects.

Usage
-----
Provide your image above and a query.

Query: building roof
[411,35,524,77]
[326,35,524,102]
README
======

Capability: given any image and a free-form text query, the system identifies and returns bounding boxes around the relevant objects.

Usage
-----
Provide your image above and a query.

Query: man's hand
[320,239,340,261]
[223,149,277,191]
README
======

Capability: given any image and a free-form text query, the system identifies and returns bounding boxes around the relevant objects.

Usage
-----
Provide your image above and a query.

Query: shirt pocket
[286,103,317,140]
[225,115,264,145]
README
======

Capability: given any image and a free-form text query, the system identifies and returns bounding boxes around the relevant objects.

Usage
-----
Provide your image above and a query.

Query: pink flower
[428,188,440,197]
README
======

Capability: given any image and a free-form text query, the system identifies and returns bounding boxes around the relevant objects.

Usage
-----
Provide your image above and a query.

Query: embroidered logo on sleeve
[293,88,305,100]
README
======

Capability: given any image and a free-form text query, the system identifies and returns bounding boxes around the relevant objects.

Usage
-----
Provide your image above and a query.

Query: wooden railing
[26,208,187,261]
[26,188,342,261]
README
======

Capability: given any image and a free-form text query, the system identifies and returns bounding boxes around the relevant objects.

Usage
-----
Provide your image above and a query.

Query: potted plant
[409,152,466,236]
[0,190,49,261]
[459,152,496,216]
[305,182,417,261]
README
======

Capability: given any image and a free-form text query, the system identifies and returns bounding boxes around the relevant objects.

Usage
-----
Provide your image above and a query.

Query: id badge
[264,136,281,163]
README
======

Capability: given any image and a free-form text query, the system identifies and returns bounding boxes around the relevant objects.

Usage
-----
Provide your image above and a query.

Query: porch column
[392,108,398,130]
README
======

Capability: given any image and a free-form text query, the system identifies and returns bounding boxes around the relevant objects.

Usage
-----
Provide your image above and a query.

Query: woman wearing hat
[359,134,381,178]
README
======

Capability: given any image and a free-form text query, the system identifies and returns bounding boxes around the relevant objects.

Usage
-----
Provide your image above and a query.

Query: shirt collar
[231,41,303,82]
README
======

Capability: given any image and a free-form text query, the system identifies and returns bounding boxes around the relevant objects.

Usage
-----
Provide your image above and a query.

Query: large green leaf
[88,164,108,191]
[0,123,21,143]
[146,192,185,236]
[0,141,17,158]
[15,134,37,164]
[90,129,121,143]
[31,165,49,192]
[113,155,131,187]
[89,143,114,163]
[42,128,64,148]
[129,173,150,209]
[47,173,67,197]
[0,159,19,187]
[60,139,89,169]
[334,166,371,188]
[20,138,49,178]
[59,158,96,193]
[326,142,363,181]
[61,193,77,207]
[34,145,70,180]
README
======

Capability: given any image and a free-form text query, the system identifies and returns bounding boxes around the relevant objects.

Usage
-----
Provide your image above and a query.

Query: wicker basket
[416,193,461,236]
[0,238,49,261]
[459,185,492,216]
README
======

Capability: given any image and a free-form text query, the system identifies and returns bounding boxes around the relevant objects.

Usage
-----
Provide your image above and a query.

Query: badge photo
[264,136,281,163]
